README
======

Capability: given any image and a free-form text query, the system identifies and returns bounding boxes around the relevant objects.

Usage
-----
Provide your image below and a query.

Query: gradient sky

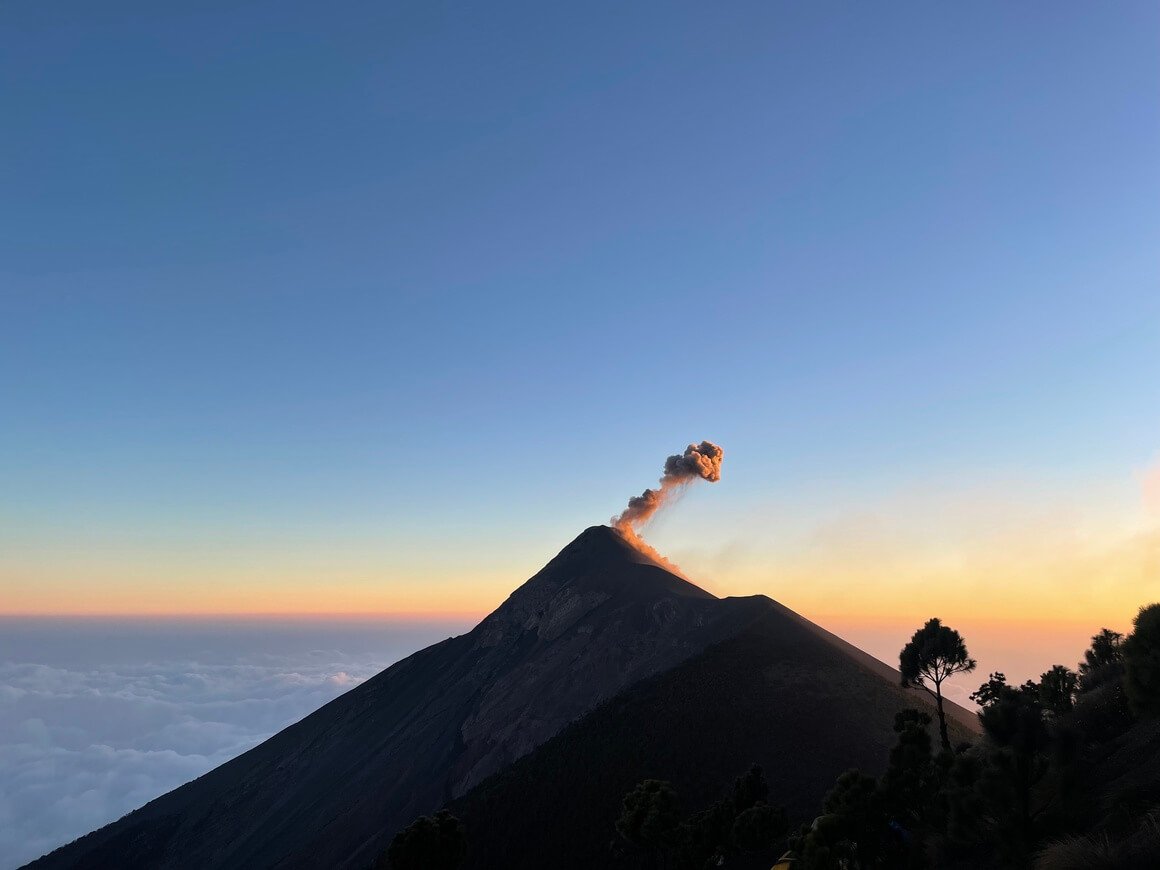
[3,2,1158,651]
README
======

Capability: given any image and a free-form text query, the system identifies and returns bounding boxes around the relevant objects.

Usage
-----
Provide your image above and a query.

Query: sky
[3,4,1159,637]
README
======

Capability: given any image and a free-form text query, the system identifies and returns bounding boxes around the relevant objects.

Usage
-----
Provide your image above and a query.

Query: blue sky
[2,2,1158,618]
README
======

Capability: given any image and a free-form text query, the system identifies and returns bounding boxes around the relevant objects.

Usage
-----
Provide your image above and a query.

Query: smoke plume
[614,441,724,532]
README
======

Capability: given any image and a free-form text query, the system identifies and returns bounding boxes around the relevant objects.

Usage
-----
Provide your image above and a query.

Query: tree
[967,672,1052,862]
[1123,603,1160,717]
[880,709,939,825]
[1038,665,1078,715]
[801,770,888,870]
[666,765,789,868]
[724,765,783,860]
[970,673,1047,752]
[1078,628,1125,691]
[675,799,734,869]
[899,618,977,751]
[732,764,770,813]
[733,803,788,854]
[1074,628,1133,740]
[617,779,681,863]
[380,810,466,870]
[1080,628,1125,673]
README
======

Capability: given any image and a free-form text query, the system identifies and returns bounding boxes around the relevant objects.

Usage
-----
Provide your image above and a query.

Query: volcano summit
[25,526,976,870]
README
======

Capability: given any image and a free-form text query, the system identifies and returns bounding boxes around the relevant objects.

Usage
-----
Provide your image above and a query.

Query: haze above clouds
[0,618,468,869]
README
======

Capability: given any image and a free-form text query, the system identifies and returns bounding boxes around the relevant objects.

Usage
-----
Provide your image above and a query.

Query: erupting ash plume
[614,441,724,532]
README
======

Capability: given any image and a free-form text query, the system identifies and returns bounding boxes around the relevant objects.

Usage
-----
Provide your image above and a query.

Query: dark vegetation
[899,618,977,751]
[374,810,466,870]
[614,766,788,869]
[393,604,1160,870]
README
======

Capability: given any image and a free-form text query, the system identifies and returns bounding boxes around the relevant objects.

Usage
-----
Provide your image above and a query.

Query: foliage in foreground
[376,809,466,870]
[615,765,788,869]
[788,605,1160,870]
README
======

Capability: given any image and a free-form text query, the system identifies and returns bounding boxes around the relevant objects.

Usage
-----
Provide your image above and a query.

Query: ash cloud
[614,441,724,531]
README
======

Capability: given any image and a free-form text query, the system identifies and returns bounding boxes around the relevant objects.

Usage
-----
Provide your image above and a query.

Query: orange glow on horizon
[0,609,490,622]
[4,472,1157,629]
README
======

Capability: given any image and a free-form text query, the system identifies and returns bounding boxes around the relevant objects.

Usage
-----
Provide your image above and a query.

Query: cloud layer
[0,619,464,869]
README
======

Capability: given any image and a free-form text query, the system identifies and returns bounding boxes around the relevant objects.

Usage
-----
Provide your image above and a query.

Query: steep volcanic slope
[25,527,770,870]
[450,599,979,870]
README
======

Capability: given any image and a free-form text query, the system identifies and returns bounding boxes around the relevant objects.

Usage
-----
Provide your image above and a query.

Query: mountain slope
[450,597,978,869]
[25,527,770,870]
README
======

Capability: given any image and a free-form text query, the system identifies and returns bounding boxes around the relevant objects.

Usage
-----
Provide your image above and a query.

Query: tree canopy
[1078,627,1125,691]
[381,810,466,870]
[1038,665,1078,715]
[616,779,681,850]
[1124,604,1160,717]
[899,618,976,750]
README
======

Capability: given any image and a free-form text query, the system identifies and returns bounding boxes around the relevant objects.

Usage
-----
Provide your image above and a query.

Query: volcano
[25,526,977,869]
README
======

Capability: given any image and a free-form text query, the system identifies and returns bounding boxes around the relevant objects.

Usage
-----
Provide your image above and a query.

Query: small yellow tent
[771,850,796,870]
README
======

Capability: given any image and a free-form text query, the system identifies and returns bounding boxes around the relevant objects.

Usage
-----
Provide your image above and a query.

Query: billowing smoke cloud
[614,441,724,531]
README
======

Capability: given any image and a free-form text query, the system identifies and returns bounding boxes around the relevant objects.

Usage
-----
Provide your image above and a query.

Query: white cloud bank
[0,619,466,869]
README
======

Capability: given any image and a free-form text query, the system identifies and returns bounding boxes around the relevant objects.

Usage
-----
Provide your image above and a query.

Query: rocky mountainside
[25,527,771,869]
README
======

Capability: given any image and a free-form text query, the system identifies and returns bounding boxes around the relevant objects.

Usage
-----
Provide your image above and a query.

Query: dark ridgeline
[24,526,976,869]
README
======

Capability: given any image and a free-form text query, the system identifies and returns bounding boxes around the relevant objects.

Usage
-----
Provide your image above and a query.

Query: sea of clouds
[0,617,469,869]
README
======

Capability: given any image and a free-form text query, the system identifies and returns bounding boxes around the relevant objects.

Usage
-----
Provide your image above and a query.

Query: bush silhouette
[1038,665,1079,715]
[1078,628,1125,692]
[1123,603,1160,717]
[379,810,466,870]
[616,779,681,851]
[731,764,770,813]
[800,770,888,869]
[732,802,788,854]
